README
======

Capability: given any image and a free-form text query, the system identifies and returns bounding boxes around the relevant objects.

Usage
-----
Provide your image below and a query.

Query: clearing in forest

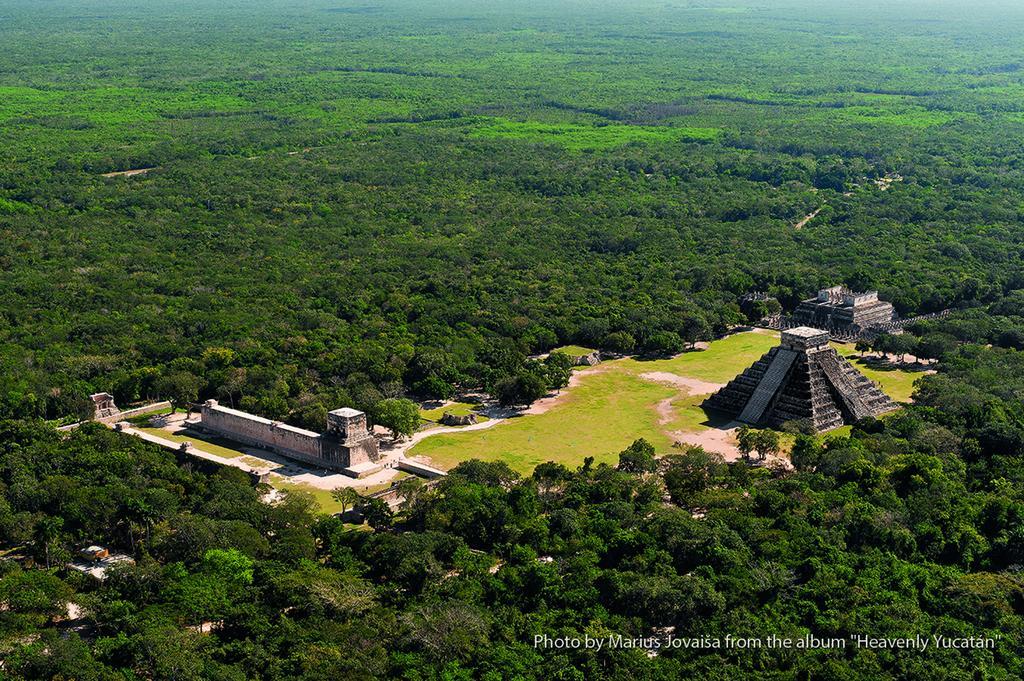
[409,330,926,474]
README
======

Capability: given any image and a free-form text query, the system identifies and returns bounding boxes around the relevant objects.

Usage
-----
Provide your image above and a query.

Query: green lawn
[419,401,488,424]
[411,361,679,472]
[631,331,780,384]
[411,331,778,473]
[135,427,248,460]
[123,406,175,425]
[551,345,597,358]
[410,330,922,474]
[831,344,927,403]
[273,473,410,515]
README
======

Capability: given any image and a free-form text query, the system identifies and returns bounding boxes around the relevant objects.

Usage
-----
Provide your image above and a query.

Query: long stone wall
[198,402,325,465]
[190,400,381,476]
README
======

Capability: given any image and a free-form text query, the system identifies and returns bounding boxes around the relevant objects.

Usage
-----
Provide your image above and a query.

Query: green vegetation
[5,0,1024,677]
[551,345,597,359]
[835,347,928,403]
[411,331,918,472]
[640,331,780,384]
[6,0,1024,430]
[418,401,488,424]
[3,335,1024,678]
[468,118,720,151]
[413,360,678,471]
[134,427,248,460]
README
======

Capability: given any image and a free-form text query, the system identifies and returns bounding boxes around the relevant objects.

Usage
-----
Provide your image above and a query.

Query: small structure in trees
[575,351,602,367]
[89,393,120,420]
[440,412,478,426]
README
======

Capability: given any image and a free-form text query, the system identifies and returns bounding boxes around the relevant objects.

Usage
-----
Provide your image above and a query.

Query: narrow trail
[794,207,822,229]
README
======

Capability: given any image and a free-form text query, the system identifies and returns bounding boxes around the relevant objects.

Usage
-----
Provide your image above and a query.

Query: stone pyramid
[703,327,897,432]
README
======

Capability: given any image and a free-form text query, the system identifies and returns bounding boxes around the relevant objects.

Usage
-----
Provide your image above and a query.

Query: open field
[419,401,488,424]
[551,345,598,358]
[411,329,919,473]
[135,426,249,460]
[832,344,930,402]
[273,473,410,515]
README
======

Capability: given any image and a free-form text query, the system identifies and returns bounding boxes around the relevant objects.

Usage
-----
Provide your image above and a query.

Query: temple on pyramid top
[703,327,897,432]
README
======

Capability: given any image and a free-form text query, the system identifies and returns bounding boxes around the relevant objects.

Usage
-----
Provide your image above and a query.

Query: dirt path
[639,372,724,395]
[101,167,156,178]
[669,422,742,458]
[794,207,822,229]
[384,417,507,461]
[668,421,789,468]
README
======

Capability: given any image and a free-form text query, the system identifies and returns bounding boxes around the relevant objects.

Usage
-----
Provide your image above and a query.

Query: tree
[396,477,425,512]
[750,297,782,321]
[680,315,712,349]
[737,425,756,462]
[663,448,726,502]
[361,498,394,530]
[202,548,255,587]
[890,334,920,363]
[156,371,202,414]
[996,328,1024,351]
[373,398,421,439]
[753,429,780,461]
[542,352,574,392]
[331,487,363,516]
[493,371,548,407]
[790,434,822,471]
[33,516,64,569]
[916,332,957,362]
[0,569,72,619]
[643,331,686,357]
[414,375,455,400]
[618,438,657,474]
[603,331,636,355]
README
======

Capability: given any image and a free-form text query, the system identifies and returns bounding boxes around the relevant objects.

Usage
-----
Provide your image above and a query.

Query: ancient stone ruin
[575,351,601,367]
[440,412,478,426]
[793,285,895,331]
[186,401,381,477]
[90,393,120,420]
[703,327,897,432]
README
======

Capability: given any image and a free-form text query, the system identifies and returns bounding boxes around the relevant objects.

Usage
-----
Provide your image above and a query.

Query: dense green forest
[5,0,1024,424]
[5,0,1024,677]
[2,330,1024,678]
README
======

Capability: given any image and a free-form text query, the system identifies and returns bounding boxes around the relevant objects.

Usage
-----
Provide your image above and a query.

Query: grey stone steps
[738,348,797,424]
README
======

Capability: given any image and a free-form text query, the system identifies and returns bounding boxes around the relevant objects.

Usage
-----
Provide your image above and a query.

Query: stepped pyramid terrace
[702,327,897,432]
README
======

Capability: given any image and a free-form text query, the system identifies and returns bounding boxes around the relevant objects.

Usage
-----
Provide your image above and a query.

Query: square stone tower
[327,407,369,442]
[324,407,380,466]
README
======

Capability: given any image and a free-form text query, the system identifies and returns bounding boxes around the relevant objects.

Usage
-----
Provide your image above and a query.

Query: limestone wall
[195,400,381,473]
[200,402,322,460]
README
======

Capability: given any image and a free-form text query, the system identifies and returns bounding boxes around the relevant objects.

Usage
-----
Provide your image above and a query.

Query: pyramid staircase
[703,327,897,433]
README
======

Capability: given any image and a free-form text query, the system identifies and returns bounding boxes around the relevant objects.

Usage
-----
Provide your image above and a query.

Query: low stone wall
[397,459,447,479]
[98,401,172,424]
